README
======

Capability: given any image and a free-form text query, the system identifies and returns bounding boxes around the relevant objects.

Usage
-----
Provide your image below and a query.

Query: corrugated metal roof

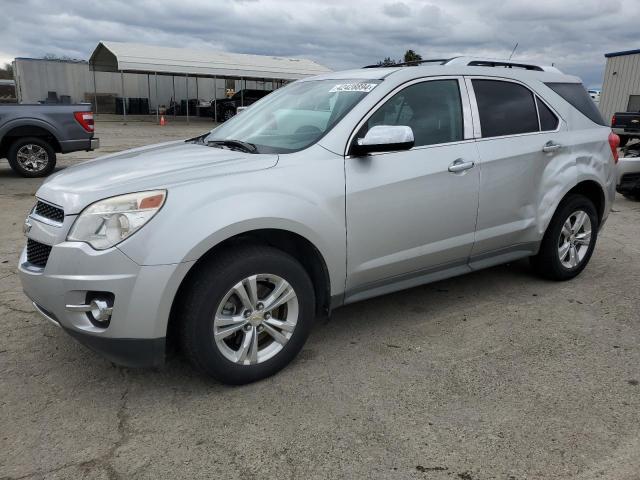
[89,41,331,80]
[604,48,640,58]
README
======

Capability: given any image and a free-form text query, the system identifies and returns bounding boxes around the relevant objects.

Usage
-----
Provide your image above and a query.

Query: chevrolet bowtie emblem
[631,119,639,123]
[23,218,32,235]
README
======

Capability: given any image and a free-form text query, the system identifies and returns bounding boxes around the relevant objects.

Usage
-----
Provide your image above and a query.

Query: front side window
[472,79,539,137]
[361,79,463,147]
[207,79,381,154]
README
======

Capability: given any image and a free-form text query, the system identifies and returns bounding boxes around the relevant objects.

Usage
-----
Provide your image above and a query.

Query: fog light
[89,299,112,323]
[66,296,113,324]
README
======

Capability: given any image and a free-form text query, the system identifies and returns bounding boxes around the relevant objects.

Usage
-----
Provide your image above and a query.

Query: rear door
[345,77,480,297]
[466,77,565,263]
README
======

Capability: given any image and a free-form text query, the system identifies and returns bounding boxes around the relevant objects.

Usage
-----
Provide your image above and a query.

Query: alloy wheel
[557,210,592,269]
[16,144,49,172]
[213,274,299,365]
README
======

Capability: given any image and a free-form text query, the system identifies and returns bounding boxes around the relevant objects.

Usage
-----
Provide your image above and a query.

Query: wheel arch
[565,179,606,224]
[166,228,332,350]
[0,124,62,158]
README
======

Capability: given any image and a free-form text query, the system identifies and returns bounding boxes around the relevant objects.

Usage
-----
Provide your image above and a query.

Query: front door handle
[448,159,475,173]
[542,141,563,153]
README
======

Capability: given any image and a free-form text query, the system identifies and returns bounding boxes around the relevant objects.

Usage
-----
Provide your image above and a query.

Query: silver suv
[19,57,618,384]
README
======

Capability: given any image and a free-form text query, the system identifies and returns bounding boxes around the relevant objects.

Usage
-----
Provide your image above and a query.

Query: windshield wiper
[207,139,257,153]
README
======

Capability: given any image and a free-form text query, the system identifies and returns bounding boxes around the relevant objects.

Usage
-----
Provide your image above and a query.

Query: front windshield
[206,79,381,154]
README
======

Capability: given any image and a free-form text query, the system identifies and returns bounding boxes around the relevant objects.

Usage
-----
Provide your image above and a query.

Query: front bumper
[19,235,192,368]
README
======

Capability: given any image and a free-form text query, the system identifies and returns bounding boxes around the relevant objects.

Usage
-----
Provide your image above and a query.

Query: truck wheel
[618,135,629,147]
[531,194,598,281]
[223,108,235,121]
[8,137,56,177]
[179,245,315,384]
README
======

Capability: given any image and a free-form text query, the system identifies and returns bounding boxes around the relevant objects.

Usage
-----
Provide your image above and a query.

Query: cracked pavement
[1,120,640,479]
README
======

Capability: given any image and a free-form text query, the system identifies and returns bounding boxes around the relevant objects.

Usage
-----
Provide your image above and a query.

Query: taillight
[609,131,620,164]
[74,111,94,133]
[611,114,616,127]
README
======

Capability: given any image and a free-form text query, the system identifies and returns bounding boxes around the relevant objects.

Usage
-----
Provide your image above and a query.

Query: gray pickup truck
[0,104,99,177]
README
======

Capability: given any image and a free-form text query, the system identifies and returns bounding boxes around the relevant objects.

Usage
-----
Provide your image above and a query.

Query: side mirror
[351,125,414,156]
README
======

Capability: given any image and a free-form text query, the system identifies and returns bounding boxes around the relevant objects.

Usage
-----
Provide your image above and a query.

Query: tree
[42,53,75,61]
[0,62,13,80]
[377,56,399,67]
[403,49,423,64]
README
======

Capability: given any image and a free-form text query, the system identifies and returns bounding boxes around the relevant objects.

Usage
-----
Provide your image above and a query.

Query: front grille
[34,201,64,223]
[26,239,52,268]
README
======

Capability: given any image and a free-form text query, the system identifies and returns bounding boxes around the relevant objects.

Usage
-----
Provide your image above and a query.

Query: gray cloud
[2,0,639,87]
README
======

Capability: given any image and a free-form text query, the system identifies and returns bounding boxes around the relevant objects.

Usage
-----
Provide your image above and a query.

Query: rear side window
[472,80,539,137]
[536,97,559,131]
[544,82,606,126]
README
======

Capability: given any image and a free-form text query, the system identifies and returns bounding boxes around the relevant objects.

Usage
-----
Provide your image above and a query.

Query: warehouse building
[599,48,640,123]
[13,41,331,121]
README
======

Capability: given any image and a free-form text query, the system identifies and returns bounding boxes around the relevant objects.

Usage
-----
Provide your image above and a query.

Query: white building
[599,48,640,123]
[13,41,331,120]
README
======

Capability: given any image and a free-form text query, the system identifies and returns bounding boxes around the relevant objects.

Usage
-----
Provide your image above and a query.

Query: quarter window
[472,79,539,137]
[537,97,559,131]
[363,79,464,147]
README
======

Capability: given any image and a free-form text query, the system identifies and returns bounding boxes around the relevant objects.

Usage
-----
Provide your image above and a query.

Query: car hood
[37,140,278,214]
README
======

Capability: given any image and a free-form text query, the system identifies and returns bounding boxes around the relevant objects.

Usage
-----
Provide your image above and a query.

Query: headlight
[67,190,166,250]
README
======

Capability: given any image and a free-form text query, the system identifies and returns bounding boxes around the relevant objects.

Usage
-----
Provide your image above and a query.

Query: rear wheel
[179,245,315,384]
[8,137,56,177]
[531,194,598,280]
[223,108,235,121]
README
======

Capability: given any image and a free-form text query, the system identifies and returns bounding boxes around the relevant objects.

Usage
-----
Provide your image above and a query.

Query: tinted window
[545,82,606,126]
[537,97,559,131]
[472,80,539,137]
[364,80,463,147]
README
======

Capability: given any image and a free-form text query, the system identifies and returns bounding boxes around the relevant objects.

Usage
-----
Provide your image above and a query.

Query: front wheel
[179,245,315,384]
[531,194,598,280]
[618,135,629,148]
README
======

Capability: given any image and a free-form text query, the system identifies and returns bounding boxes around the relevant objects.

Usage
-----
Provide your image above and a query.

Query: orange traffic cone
[160,115,166,126]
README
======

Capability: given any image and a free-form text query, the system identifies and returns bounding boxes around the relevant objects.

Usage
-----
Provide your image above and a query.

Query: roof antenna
[509,42,519,60]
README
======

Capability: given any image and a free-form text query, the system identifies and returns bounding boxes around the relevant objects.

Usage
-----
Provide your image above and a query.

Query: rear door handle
[448,159,475,173]
[542,141,563,153]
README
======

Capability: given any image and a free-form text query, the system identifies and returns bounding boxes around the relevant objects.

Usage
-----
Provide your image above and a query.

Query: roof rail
[362,58,450,68]
[362,56,562,73]
[445,56,562,73]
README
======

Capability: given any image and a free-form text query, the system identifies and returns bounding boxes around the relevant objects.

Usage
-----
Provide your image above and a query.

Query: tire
[223,108,235,121]
[179,245,316,384]
[7,137,57,178]
[618,135,629,148]
[531,194,599,281]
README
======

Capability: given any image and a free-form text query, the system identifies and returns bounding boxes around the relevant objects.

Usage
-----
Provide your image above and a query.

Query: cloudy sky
[2,0,639,87]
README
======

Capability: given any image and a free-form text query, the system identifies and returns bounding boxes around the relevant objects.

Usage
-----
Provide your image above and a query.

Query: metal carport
[88,41,331,122]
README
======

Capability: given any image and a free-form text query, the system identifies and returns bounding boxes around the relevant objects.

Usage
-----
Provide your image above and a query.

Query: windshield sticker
[329,83,377,93]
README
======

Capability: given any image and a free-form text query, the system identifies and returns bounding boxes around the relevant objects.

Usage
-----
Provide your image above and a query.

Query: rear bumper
[59,137,99,153]
[612,127,640,137]
[616,156,640,194]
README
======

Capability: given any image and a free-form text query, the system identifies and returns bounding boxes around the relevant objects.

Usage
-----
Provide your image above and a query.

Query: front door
[345,77,480,299]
